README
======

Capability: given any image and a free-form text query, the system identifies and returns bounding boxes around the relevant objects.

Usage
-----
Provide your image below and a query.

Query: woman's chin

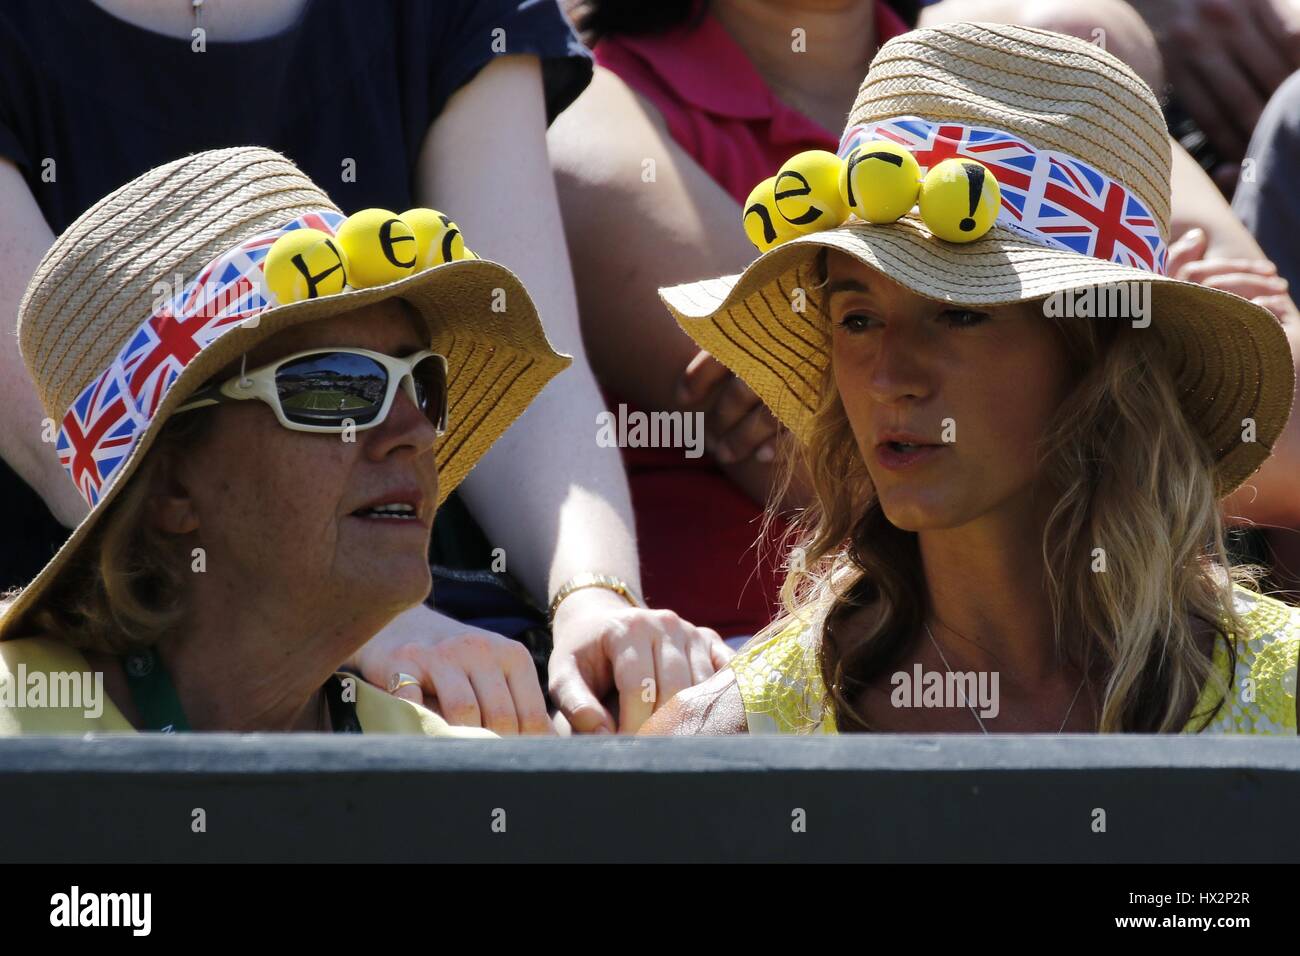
[342,559,432,609]
[877,490,971,532]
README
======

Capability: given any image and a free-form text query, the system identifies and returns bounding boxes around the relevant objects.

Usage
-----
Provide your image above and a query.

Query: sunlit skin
[88,299,442,731]
[827,252,1074,536]
[825,251,1106,729]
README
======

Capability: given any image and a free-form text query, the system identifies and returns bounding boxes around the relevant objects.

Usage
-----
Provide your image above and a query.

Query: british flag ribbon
[838,116,1168,275]
[56,209,346,507]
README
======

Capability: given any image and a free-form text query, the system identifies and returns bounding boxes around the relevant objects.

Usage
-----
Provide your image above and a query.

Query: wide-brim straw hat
[0,146,569,640]
[661,22,1294,499]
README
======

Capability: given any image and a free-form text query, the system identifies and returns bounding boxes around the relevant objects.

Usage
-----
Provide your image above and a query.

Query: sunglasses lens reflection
[276,352,387,425]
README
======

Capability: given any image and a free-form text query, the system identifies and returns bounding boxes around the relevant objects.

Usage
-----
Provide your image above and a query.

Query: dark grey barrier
[1,735,1296,863]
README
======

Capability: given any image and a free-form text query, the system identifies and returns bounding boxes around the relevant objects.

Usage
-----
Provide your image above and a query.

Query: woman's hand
[1130,0,1300,164]
[1167,227,1300,333]
[351,603,553,735]
[547,587,735,734]
[676,349,782,465]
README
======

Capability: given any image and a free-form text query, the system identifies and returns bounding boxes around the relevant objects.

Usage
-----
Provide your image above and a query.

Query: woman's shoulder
[349,675,497,738]
[0,634,135,735]
[1193,585,1299,735]
[729,616,835,734]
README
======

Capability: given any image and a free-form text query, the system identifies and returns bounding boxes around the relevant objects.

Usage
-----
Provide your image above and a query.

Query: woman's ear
[147,450,200,535]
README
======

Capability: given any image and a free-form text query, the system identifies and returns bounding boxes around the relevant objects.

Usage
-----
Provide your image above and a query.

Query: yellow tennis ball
[401,207,470,266]
[742,176,801,252]
[263,228,349,303]
[918,158,1001,242]
[838,141,921,223]
[773,150,849,232]
[334,208,418,287]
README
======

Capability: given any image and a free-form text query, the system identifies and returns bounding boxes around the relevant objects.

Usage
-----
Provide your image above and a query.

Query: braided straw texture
[19,147,338,424]
[849,21,1172,237]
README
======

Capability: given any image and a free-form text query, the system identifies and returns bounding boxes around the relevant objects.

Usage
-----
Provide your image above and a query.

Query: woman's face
[162,299,440,619]
[826,251,1074,533]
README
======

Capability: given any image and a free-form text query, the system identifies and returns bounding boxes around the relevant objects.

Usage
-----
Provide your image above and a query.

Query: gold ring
[387,672,421,694]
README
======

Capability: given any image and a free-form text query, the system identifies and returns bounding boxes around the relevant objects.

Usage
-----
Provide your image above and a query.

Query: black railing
[2,735,1297,863]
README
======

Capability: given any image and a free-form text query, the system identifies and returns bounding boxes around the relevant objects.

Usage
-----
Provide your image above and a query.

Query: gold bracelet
[548,573,642,622]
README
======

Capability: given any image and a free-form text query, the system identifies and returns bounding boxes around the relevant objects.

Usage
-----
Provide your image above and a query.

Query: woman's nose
[866,325,932,406]
[364,386,440,460]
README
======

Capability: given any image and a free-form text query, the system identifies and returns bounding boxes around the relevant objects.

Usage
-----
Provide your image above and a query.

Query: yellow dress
[730,585,1299,734]
[0,636,496,737]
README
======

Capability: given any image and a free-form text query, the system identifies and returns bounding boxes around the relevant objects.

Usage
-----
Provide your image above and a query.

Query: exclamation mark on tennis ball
[960,163,985,233]
[919,158,1000,243]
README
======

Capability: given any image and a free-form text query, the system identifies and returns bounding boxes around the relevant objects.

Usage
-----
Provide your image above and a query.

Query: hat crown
[17,147,339,424]
[849,21,1171,238]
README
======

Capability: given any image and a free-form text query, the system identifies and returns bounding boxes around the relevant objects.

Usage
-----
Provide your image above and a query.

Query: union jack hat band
[3,146,570,642]
[835,116,1169,275]
[659,22,1294,501]
[54,209,346,508]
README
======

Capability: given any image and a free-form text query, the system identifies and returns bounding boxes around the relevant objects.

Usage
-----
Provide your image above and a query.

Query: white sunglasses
[176,347,449,435]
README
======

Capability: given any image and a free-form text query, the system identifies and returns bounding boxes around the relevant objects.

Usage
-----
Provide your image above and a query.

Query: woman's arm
[417,54,638,604]
[411,54,732,733]
[548,64,789,507]
[0,159,87,528]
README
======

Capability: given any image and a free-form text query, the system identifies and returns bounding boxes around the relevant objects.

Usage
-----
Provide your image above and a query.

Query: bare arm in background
[416,55,731,733]
[0,159,88,529]
[549,64,800,510]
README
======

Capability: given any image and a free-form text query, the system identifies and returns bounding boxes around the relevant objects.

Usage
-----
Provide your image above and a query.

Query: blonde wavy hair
[4,412,213,655]
[759,252,1252,733]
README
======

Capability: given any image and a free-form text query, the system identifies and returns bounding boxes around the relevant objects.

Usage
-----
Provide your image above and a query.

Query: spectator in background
[1125,0,1300,192]
[0,0,730,736]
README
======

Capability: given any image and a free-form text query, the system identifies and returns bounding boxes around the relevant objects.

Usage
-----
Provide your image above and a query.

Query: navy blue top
[0,0,591,589]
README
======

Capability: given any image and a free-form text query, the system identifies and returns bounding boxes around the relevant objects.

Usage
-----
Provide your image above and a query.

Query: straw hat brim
[660,216,1295,499]
[0,257,570,640]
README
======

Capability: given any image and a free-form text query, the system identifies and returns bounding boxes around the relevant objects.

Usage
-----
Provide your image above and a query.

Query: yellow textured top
[0,636,496,738]
[730,585,1299,735]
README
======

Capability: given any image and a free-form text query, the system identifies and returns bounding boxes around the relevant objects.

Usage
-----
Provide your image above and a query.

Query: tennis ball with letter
[773,150,849,232]
[918,158,1001,242]
[742,176,801,252]
[263,228,348,303]
[401,208,470,266]
[335,208,418,287]
[838,141,921,223]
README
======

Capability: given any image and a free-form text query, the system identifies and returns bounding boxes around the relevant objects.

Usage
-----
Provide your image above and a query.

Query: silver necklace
[923,621,1086,734]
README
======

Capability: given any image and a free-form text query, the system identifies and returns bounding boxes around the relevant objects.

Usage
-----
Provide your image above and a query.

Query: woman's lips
[874,441,947,471]
[347,512,430,530]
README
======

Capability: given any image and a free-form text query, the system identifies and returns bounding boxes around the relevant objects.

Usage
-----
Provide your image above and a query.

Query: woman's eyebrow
[825,277,871,300]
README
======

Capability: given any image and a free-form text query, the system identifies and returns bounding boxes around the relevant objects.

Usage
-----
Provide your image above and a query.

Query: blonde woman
[644,23,1300,735]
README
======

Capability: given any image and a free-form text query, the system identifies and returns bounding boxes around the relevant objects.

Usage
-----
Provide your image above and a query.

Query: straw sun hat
[661,22,1295,498]
[0,146,569,639]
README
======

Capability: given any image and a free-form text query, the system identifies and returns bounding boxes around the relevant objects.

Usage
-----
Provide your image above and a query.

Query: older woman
[0,147,568,734]
[645,23,1300,735]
